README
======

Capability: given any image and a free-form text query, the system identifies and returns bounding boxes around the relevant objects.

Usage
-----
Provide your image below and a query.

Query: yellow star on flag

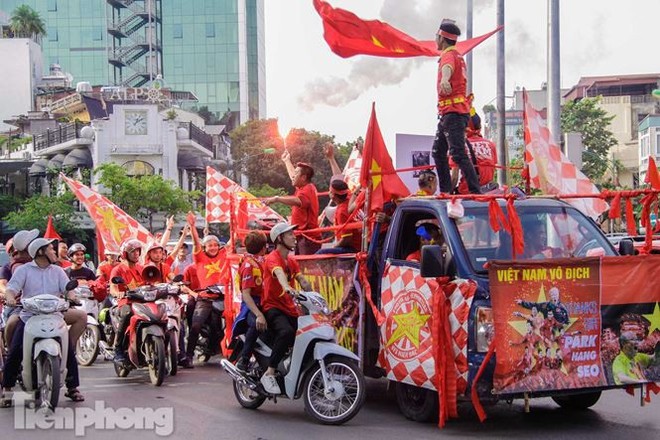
[371,35,384,48]
[370,159,382,190]
[643,302,660,333]
[95,206,127,244]
[386,304,431,348]
[204,260,223,279]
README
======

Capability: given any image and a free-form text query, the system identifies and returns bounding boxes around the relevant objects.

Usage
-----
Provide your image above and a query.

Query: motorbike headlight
[475,307,494,353]
[308,294,329,314]
[143,290,157,302]
[34,298,60,313]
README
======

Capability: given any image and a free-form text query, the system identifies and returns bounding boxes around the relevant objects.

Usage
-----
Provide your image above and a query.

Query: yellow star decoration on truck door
[204,261,223,279]
[386,304,430,348]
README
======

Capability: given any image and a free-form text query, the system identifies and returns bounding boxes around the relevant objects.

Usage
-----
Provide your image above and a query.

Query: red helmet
[120,239,142,259]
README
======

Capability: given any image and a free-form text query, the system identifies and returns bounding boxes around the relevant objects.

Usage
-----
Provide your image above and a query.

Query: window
[48,28,58,42]
[122,161,154,176]
[656,133,660,155]
[205,23,215,38]
[92,28,103,41]
[173,24,183,39]
[48,0,57,12]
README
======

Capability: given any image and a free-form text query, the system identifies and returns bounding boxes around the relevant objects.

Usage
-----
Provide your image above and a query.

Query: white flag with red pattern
[205,166,284,224]
[61,174,154,253]
[343,144,362,191]
[523,91,608,219]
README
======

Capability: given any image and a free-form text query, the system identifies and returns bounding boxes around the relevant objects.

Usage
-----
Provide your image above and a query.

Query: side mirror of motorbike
[111,276,126,285]
[65,279,79,291]
[420,245,446,278]
[172,274,184,283]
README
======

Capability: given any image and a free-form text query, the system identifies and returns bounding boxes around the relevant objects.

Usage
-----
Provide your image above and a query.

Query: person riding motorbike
[110,239,144,363]
[66,243,106,301]
[233,231,268,372]
[144,241,173,283]
[1,237,85,407]
[260,222,312,394]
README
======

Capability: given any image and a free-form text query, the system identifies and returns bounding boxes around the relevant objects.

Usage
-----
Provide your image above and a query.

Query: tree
[248,184,291,218]
[94,163,202,232]
[10,5,46,39]
[561,96,618,182]
[5,192,83,236]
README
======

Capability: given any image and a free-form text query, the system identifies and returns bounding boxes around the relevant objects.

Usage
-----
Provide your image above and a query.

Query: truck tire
[394,382,438,422]
[552,391,601,410]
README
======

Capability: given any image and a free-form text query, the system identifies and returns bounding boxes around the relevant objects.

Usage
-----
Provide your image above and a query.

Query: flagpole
[361,184,372,253]
[466,0,474,94]
[496,0,507,186]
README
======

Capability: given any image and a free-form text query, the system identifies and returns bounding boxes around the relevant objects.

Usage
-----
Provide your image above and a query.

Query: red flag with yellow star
[313,0,502,58]
[61,174,154,253]
[359,104,410,213]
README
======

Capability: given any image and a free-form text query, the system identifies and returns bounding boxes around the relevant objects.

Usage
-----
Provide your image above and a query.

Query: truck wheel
[552,391,601,410]
[395,382,438,422]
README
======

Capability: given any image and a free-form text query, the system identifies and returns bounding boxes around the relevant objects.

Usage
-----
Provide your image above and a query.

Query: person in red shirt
[109,239,144,363]
[430,19,481,195]
[183,211,227,365]
[265,151,321,255]
[58,241,72,268]
[143,241,173,283]
[450,111,499,194]
[406,224,442,262]
[259,223,312,394]
[317,180,361,254]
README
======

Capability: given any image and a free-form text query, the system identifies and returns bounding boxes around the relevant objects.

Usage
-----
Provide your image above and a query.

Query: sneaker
[260,374,281,395]
[235,358,249,372]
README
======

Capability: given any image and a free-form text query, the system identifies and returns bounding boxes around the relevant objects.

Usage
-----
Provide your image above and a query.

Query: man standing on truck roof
[431,19,481,195]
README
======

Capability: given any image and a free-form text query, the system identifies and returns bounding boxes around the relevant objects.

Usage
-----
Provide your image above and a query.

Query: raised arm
[187,211,201,254]
[324,142,342,177]
[159,215,175,247]
[281,149,296,181]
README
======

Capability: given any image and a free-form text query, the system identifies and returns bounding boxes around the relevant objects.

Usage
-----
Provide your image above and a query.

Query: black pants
[2,319,79,389]
[186,299,221,357]
[239,312,260,362]
[264,308,297,369]
[114,304,132,352]
[432,112,481,194]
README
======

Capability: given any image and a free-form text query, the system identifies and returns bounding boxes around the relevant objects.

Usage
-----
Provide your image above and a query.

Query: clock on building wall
[124,109,148,135]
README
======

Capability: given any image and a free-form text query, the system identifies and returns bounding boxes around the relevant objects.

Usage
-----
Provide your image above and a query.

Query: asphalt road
[1,357,658,440]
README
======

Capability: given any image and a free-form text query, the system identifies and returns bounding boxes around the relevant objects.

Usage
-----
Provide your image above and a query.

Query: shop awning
[28,158,49,175]
[62,148,92,168]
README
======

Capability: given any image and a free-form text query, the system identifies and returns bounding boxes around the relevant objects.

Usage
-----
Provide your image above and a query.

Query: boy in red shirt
[431,19,481,195]
[260,223,312,394]
[317,180,361,254]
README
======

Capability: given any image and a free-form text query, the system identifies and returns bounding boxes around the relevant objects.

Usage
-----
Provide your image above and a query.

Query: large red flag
[61,174,154,253]
[645,156,660,190]
[360,104,410,213]
[522,90,608,219]
[44,214,62,240]
[313,0,502,58]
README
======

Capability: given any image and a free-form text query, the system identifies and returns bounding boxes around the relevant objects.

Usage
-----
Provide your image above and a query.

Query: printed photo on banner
[411,151,430,177]
[490,259,606,394]
[296,256,360,355]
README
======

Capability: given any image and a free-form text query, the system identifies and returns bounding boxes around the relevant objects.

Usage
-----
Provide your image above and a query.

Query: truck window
[455,205,616,274]
[389,210,443,262]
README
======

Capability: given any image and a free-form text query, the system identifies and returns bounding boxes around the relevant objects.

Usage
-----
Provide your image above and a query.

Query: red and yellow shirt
[239,255,265,303]
[110,263,144,306]
[261,250,301,317]
[437,47,469,115]
[334,200,360,251]
[192,248,227,290]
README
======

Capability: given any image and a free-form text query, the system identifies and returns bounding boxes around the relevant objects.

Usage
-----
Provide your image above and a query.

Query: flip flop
[65,388,85,402]
[0,392,13,408]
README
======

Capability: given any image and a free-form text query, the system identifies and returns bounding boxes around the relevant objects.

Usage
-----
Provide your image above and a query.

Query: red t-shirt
[450,134,498,194]
[406,250,421,262]
[97,262,116,284]
[192,248,227,290]
[437,47,469,115]
[59,259,72,269]
[261,250,301,317]
[334,200,360,251]
[291,183,320,239]
[183,264,201,291]
[110,263,144,306]
[239,255,265,302]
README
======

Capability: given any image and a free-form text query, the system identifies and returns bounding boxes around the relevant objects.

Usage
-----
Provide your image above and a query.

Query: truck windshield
[455,205,616,274]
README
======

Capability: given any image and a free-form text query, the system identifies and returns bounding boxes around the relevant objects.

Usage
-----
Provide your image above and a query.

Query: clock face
[124,110,148,135]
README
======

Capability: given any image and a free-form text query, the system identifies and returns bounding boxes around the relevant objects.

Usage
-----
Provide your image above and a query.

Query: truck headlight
[475,307,494,353]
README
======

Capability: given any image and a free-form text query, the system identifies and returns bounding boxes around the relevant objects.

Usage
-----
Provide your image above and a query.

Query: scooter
[73,285,104,366]
[155,280,183,375]
[111,276,171,386]
[194,284,225,363]
[221,291,366,425]
[19,279,78,409]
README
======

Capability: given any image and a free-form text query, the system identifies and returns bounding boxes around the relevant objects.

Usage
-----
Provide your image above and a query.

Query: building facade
[0,0,266,125]
[639,114,660,184]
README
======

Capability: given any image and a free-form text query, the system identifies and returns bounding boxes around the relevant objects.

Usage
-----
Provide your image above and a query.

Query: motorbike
[194,284,225,363]
[18,279,78,409]
[155,280,184,375]
[111,276,174,386]
[73,285,111,366]
[220,291,366,425]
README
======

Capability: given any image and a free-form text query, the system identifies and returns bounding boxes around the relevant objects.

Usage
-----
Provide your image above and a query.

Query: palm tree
[10,5,46,40]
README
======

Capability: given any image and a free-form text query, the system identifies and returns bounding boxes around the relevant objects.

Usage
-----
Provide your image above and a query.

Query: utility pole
[547,0,562,148]
[466,0,474,94]
[497,0,507,186]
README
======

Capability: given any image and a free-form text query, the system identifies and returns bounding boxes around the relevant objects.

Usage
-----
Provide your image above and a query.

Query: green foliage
[0,194,21,219]
[10,5,46,38]
[165,109,178,121]
[94,163,202,231]
[561,96,618,182]
[248,184,291,218]
[482,104,496,114]
[5,192,83,236]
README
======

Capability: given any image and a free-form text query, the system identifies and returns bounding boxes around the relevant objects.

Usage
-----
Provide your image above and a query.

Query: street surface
[1,357,658,440]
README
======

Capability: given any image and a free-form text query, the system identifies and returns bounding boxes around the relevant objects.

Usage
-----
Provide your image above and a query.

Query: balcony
[33,122,92,154]
[176,122,214,157]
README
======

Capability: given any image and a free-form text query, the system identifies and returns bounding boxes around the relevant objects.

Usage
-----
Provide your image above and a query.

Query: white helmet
[202,235,224,247]
[12,229,39,252]
[28,237,56,260]
[269,222,297,243]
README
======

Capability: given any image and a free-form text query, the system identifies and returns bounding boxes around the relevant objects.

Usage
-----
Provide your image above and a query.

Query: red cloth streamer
[625,197,637,236]
[608,192,622,219]
[506,198,525,257]
[640,193,657,254]
[356,253,385,326]
[471,341,496,422]
[488,199,509,233]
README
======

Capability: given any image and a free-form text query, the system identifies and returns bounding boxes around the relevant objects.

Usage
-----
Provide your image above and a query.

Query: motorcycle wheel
[167,335,178,376]
[76,325,100,366]
[148,337,167,386]
[303,356,365,425]
[114,361,130,377]
[36,352,61,409]
[233,377,267,410]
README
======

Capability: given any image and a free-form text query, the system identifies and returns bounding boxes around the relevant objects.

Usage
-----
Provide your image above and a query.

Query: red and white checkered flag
[343,144,362,191]
[523,90,608,219]
[61,174,154,253]
[205,166,284,224]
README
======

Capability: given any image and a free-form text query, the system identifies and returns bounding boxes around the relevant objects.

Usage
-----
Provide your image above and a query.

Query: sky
[264,0,660,151]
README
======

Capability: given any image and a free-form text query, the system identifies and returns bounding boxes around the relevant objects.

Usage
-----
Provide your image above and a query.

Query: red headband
[438,29,459,40]
[331,188,350,196]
